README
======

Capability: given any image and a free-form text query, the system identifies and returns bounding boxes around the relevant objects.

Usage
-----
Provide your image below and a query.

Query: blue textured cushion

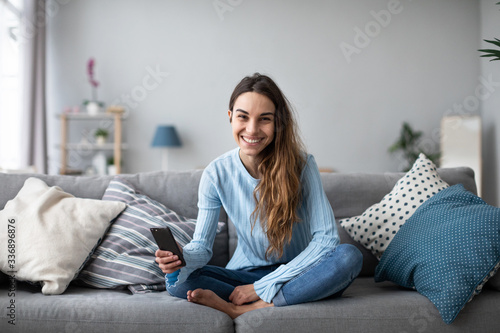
[77,177,223,293]
[375,184,500,324]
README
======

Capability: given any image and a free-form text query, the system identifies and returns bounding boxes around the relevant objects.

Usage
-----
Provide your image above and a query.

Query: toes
[188,288,204,303]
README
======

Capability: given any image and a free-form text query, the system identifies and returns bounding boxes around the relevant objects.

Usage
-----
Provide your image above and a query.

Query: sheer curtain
[0,0,23,170]
[20,0,47,173]
[0,0,47,173]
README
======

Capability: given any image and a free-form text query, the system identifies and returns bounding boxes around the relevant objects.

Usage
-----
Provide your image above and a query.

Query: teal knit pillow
[375,184,500,324]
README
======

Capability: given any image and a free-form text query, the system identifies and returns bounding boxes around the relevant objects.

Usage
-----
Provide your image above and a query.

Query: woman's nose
[246,119,258,134]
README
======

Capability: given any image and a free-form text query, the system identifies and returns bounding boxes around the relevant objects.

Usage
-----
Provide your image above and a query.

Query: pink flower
[87,58,99,88]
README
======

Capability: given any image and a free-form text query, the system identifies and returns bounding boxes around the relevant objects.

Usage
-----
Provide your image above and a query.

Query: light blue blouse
[169,148,340,303]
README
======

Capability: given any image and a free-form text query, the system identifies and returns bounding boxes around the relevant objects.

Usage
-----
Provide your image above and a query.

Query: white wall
[47,0,493,198]
[480,0,500,206]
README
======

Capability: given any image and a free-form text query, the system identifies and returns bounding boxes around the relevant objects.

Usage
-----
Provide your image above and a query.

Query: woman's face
[228,92,275,166]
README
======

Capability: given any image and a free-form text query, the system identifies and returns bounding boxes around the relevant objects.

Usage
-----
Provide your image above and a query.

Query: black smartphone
[150,227,186,267]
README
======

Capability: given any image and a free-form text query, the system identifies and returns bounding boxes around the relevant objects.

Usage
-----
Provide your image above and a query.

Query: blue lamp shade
[151,125,182,148]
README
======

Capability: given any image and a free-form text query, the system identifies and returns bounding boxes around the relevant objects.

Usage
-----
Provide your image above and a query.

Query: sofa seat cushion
[0,283,234,333]
[233,278,500,333]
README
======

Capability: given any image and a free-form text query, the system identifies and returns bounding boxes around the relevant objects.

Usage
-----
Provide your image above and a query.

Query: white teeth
[243,137,261,144]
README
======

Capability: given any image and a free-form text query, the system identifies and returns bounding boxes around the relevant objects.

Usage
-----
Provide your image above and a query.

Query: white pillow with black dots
[339,154,449,259]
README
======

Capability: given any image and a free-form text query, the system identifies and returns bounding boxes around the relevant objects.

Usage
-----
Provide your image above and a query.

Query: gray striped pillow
[77,177,220,293]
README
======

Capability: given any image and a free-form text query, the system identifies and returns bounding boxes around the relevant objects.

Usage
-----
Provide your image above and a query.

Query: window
[0,0,23,169]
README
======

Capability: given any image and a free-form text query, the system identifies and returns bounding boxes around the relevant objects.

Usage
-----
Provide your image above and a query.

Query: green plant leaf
[95,128,109,137]
[479,51,500,56]
[480,55,500,60]
[479,49,500,53]
[478,38,500,61]
[484,38,500,47]
[479,52,500,61]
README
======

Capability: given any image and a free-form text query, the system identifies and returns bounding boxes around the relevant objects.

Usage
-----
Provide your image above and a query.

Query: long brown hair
[229,73,306,259]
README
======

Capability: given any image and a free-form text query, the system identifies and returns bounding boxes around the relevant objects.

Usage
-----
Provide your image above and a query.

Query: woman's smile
[242,136,264,144]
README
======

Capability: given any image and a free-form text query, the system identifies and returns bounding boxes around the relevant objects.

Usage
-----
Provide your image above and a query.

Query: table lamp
[151,125,182,171]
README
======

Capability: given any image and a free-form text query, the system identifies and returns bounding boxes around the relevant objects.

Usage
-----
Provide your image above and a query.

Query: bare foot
[187,289,273,319]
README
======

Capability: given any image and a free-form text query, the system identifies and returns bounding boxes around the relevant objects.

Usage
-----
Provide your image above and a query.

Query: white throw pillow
[0,177,125,295]
[339,154,449,259]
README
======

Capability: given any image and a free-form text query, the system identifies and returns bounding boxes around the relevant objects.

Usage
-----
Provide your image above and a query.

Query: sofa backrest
[0,166,477,276]
[320,167,477,276]
[0,170,231,267]
[322,167,477,220]
[0,170,225,220]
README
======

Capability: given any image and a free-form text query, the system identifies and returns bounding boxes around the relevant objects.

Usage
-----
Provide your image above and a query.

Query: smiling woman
[155,73,363,319]
[226,74,305,261]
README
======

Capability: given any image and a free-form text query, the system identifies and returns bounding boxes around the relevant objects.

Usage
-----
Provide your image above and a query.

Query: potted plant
[83,58,105,115]
[388,122,440,171]
[94,128,109,145]
[478,2,500,62]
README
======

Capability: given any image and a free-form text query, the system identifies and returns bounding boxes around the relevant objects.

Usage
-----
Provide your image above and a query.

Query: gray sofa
[0,167,498,333]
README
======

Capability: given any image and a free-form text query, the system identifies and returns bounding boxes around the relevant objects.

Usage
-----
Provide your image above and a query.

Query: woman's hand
[155,249,183,274]
[229,284,260,305]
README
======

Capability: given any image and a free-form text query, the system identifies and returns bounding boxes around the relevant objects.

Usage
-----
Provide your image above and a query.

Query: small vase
[92,152,107,176]
[107,164,117,176]
[87,101,100,115]
[96,136,106,145]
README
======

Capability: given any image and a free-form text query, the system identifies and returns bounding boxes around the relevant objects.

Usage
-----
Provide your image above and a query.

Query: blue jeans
[167,243,363,307]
